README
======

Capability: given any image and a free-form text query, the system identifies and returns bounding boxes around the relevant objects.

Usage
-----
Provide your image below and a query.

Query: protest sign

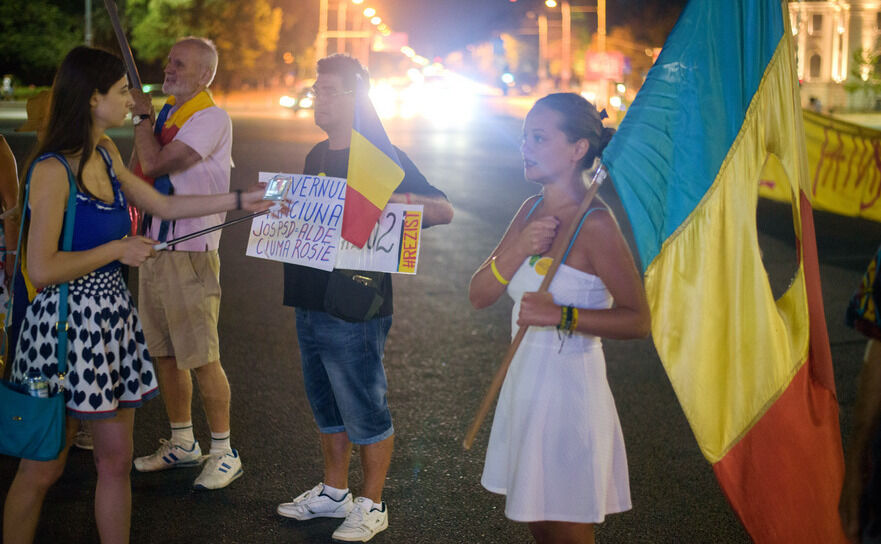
[335,204,423,274]
[246,172,346,270]
[246,173,423,274]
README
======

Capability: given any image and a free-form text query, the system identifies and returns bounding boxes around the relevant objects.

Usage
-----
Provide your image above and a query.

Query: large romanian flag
[602,1,847,541]
[343,82,405,247]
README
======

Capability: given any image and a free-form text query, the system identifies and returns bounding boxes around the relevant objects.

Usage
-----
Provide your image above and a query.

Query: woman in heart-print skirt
[2,46,273,544]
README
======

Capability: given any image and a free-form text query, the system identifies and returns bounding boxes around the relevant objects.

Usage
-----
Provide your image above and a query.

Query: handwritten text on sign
[335,204,423,274]
[246,172,345,270]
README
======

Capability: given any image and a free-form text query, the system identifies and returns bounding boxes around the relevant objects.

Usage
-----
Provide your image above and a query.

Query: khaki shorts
[138,251,221,369]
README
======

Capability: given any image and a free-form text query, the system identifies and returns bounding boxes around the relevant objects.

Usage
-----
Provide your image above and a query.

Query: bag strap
[8,153,78,376]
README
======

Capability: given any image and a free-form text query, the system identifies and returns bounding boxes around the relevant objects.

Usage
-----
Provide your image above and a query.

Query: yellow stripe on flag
[647,35,811,463]
[164,90,216,130]
[348,130,404,209]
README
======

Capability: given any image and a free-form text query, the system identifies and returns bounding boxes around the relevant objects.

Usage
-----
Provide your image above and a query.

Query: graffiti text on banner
[335,204,423,274]
[246,172,346,270]
[759,110,881,222]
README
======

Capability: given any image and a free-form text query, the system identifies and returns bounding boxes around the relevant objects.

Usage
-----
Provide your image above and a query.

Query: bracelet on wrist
[558,305,575,331]
[490,257,509,286]
[235,189,243,210]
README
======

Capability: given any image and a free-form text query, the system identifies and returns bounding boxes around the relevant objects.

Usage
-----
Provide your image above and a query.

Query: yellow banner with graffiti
[760,110,881,222]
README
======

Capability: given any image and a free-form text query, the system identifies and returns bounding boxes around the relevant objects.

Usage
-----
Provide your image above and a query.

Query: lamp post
[317,0,328,59]
[538,13,548,84]
[85,0,93,46]
[317,0,375,62]
[337,1,347,53]
[561,0,571,89]
[542,0,607,90]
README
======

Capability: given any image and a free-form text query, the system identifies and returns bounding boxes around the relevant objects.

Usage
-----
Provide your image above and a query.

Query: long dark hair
[22,46,125,201]
[532,93,615,170]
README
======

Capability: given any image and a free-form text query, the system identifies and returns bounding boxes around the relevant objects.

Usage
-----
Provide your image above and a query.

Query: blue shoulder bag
[0,153,78,461]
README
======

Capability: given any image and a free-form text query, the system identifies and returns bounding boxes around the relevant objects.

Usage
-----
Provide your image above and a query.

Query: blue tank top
[29,147,130,273]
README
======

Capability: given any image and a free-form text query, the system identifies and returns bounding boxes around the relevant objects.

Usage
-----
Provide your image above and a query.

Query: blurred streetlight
[352,0,364,4]
[363,7,376,17]
[545,0,557,7]
[370,16,381,25]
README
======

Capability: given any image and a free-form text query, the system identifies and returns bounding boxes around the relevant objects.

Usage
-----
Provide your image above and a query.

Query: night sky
[372,0,690,58]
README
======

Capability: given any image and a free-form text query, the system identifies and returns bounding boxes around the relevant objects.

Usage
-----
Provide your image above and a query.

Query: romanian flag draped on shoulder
[133,90,217,185]
[343,77,405,248]
[602,0,847,541]
[131,90,216,238]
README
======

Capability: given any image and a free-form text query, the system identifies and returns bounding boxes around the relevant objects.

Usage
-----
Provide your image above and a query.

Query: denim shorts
[294,308,394,445]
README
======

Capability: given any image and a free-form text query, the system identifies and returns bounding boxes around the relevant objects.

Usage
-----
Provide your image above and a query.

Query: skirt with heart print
[11,267,159,420]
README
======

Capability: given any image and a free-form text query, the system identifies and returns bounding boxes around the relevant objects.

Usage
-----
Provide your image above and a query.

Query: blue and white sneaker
[277,483,354,520]
[133,439,203,472]
[193,449,243,490]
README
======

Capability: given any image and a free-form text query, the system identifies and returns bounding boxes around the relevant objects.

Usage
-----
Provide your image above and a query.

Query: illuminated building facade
[790,0,881,110]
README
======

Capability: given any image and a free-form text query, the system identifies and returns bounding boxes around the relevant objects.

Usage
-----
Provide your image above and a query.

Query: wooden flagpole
[462,165,608,450]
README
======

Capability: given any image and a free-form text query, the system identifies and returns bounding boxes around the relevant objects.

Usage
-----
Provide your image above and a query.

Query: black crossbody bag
[323,269,386,322]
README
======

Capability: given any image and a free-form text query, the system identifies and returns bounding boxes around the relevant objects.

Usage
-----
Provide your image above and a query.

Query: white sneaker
[133,439,203,472]
[331,497,388,542]
[277,483,354,520]
[193,449,243,490]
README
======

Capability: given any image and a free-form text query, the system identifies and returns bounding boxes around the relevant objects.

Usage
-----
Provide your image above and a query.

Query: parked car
[279,86,314,111]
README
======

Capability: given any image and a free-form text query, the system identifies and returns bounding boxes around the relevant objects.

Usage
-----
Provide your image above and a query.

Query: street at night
[1,0,879,541]
[0,98,875,542]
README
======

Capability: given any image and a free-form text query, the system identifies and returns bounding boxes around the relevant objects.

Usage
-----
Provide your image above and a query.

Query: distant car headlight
[299,97,313,109]
[280,95,297,108]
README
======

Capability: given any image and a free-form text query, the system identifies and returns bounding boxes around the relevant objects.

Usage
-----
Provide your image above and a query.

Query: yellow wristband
[570,307,578,332]
[490,257,509,285]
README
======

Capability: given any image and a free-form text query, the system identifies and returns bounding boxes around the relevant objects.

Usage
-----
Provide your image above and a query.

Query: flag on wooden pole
[602,1,848,541]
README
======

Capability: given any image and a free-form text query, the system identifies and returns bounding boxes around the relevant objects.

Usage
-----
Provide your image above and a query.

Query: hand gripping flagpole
[102,0,142,90]
[462,165,608,450]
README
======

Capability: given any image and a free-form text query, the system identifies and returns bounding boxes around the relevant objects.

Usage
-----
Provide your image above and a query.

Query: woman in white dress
[469,93,651,544]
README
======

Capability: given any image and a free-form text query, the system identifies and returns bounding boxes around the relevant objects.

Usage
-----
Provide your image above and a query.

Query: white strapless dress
[481,257,631,523]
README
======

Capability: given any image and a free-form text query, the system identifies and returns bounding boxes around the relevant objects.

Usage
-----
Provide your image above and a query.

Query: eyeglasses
[307,86,354,100]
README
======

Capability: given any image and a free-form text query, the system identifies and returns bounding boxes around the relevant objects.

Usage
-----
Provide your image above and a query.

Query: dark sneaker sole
[133,459,203,472]
[276,508,351,520]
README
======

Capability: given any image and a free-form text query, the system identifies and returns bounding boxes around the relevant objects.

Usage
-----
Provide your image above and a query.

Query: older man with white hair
[129,36,243,490]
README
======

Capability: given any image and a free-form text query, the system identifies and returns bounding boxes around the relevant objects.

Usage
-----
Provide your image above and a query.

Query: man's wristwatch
[132,113,151,126]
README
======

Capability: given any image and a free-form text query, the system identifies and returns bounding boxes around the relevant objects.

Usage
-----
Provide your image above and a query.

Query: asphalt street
[0,100,877,543]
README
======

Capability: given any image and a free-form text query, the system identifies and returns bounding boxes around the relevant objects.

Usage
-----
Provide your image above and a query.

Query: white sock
[170,422,195,447]
[358,497,375,511]
[322,484,349,501]
[209,431,232,455]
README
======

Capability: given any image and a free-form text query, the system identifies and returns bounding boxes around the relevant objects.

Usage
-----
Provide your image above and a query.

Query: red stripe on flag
[712,190,846,543]
[341,186,382,248]
[799,191,837,393]
[712,360,846,543]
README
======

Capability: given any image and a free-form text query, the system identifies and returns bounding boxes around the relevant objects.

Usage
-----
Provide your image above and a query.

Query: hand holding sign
[247,172,346,270]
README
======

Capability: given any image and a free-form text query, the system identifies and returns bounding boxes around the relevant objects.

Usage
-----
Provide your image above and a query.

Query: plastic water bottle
[25,370,48,398]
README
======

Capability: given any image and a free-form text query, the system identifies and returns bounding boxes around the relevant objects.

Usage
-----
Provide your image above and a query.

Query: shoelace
[345,504,367,524]
[156,438,175,454]
[293,485,322,504]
